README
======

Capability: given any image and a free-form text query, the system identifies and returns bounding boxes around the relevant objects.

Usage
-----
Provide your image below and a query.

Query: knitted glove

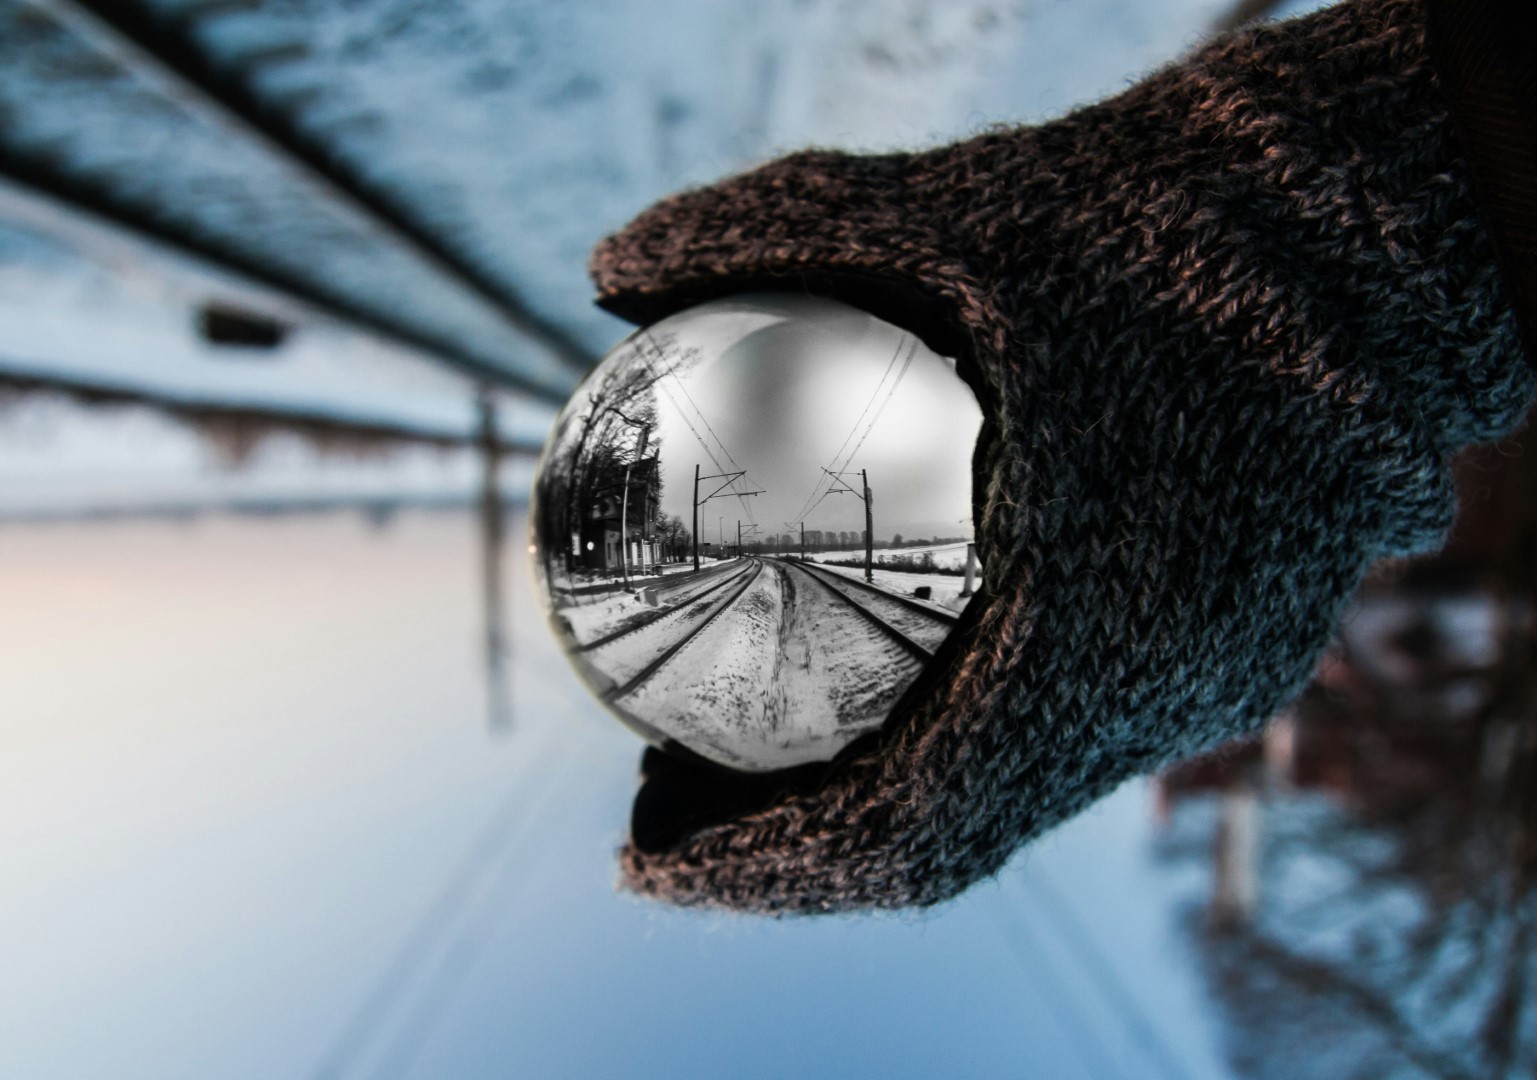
[588,0,1536,914]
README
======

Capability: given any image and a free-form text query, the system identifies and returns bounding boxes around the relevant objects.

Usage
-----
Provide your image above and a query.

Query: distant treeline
[886,534,970,549]
[748,531,970,553]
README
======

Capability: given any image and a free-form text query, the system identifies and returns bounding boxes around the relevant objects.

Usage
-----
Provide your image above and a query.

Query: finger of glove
[589,148,970,330]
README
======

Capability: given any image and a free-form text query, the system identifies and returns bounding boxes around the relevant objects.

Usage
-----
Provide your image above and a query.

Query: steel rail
[0,158,570,406]
[608,559,765,700]
[0,366,543,454]
[789,557,960,626]
[778,559,936,663]
[44,0,596,380]
[576,560,758,653]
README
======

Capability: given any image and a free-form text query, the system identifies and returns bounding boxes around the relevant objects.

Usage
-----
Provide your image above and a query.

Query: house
[577,456,660,575]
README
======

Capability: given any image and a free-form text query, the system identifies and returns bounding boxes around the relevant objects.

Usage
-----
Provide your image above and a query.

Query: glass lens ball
[530,293,983,772]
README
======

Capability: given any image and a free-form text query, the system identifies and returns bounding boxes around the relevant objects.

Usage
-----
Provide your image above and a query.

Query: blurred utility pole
[477,390,510,733]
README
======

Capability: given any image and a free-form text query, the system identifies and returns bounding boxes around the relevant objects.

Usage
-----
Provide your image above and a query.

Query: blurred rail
[0,0,595,405]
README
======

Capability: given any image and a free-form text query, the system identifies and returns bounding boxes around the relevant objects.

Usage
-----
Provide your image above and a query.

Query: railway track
[595,559,766,701]
[776,558,955,662]
[574,560,757,653]
[1,0,595,403]
[797,560,961,625]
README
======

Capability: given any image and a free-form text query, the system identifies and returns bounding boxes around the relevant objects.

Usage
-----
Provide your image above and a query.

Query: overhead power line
[790,334,916,528]
[640,331,761,528]
[787,338,900,525]
[669,376,760,529]
[834,335,917,477]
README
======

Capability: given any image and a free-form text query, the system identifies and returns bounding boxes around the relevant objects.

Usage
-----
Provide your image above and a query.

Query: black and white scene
[533,294,983,770]
[16,2,1537,1078]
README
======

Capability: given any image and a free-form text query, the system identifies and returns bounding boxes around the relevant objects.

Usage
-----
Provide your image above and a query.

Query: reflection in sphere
[531,294,983,771]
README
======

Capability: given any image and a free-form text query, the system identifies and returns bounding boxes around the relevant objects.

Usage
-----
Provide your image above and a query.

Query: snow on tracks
[564,559,751,650]
[581,560,762,693]
[624,560,785,769]
[780,558,956,658]
[762,560,923,754]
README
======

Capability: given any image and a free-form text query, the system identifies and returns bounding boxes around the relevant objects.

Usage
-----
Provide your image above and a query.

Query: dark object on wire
[197,303,288,350]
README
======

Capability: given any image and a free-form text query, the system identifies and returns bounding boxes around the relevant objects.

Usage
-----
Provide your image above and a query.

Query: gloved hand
[589,0,1536,914]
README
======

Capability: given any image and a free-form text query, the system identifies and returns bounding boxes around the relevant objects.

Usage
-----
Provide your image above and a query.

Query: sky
[641,294,981,545]
[0,509,1234,1080]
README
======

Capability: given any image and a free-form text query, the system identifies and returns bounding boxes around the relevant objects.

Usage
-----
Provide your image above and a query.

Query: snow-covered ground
[0,185,553,446]
[562,557,955,770]
[790,559,956,652]
[624,561,787,769]
[133,0,1256,355]
[547,558,742,642]
[765,561,925,755]
[0,181,548,521]
[816,559,977,612]
[569,562,760,688]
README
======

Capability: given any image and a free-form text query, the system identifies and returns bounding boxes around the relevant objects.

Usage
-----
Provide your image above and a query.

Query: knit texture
[589,0,1537,913]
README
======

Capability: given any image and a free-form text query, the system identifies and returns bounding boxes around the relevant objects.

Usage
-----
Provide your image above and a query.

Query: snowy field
[811,553,977,611]
[545,558,740,642]
[809,540,973,570]
[814,559,977,612]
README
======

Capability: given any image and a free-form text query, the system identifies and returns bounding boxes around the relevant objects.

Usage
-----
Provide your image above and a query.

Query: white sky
[641,294,981,544]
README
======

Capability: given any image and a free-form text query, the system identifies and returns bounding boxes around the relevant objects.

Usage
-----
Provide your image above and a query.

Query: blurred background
[4,0,1535,1077]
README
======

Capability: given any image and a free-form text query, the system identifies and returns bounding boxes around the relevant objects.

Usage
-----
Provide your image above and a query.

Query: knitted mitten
[588,0,1536,913]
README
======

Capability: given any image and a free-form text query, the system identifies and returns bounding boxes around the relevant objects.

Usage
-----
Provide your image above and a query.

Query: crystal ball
[530,294,983,772]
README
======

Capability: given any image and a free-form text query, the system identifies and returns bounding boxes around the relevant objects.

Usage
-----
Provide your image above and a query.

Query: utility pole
[785,522,805,561]
[737,521,762,559]
[863,468,874,583]
[821,467,875,581]
[961,542,978,597]
[693,465,763,571]
[477,390,509,732]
